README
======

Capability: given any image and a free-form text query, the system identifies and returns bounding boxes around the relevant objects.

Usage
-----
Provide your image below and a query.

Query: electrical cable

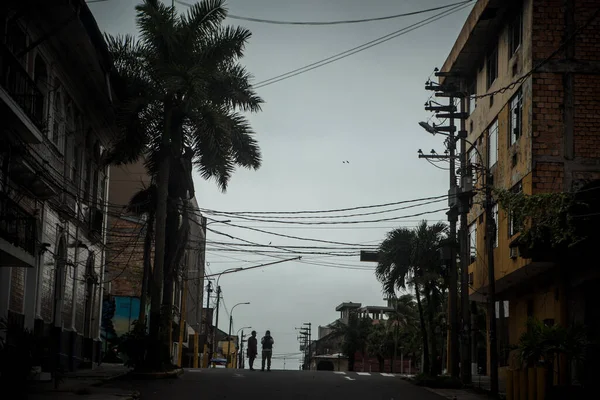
[175,0,472,26]
[253,1,474,88]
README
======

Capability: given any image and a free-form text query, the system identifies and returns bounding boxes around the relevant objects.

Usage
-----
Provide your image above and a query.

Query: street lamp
[212,267,243,362]
[236,326,251,370]
[237,326,251,336]
[227,302,250,368]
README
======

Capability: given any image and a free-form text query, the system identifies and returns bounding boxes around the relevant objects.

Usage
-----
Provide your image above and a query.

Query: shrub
[118,320,174,372]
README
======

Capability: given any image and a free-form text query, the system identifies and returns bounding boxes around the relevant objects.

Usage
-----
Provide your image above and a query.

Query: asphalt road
[111,369,445,400]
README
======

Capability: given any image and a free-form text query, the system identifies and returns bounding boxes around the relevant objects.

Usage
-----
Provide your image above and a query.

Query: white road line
[356,372,371,376]
[333,371,346,375]
[381,373,395,377]
[344,376,355,381]
[185,369,202,372]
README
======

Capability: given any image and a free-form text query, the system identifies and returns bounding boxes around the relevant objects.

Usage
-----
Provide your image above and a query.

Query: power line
[175,0,472,26]
[252,1,474,88]
[203,201,448,225]
[198,194,448,215]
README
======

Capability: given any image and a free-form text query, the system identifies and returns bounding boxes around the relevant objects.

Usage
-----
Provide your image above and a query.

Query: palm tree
[367,323,392,372]
[105,0,263,365]
[376,221,447,376]
[331,313,373,371]
[376,227,430,375]
[413,220,447,376]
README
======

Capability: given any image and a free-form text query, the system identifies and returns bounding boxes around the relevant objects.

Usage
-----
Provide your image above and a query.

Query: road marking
[333,371,346,375]
[381,373,395,377]
[185,369,202,373]
[356,372,370,376]
[344,376,355,381]
[233,373,245,378]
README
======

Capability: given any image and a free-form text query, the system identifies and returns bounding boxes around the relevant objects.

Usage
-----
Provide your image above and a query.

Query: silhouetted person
[261,330,274,371]
[247,330,258,370]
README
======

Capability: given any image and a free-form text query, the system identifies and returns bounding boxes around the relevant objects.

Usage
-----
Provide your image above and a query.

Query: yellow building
[439,0,600,390]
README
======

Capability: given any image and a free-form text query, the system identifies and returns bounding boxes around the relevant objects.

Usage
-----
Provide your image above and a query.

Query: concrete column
[24,262,39,330]
[0,267,11,321]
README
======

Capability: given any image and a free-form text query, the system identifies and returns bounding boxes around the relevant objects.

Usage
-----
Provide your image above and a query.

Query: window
[509,11,523,56]
[488,119,498,168]
[51,90,64,147]
[468,222,477,263]
[508,181,523,236]
[468,80,477,115]
[468,146,478,184]
[487,47,498,89]
[493,203,499,248]
[509,89,523,145]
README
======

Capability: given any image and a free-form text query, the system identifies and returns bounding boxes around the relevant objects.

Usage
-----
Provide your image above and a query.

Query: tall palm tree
[105,0,263,366]
[413,220,447,376]
[376,221,447,376]
[376,227,430,375]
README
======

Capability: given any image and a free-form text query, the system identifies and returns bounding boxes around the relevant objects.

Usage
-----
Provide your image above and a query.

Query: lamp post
[227,302,250,368]
[237,326,251,369]
[211,267,242,365]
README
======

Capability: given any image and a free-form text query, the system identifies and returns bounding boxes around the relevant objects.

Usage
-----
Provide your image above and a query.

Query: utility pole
[303,322,312,371]
[212,285,221,367]
[201,280,212,368]
[239,330,245,369]
[422,81,460,378]
[485,176,499,395]
[458,85,472,384]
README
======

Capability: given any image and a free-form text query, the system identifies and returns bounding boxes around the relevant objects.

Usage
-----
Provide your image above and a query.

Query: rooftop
[335,302,362,311]
[440,0,516,84]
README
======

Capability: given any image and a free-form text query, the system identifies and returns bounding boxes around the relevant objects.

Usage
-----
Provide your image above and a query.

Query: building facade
[439,0,600,384]
[103,160,206,367]
[0,0,117,372]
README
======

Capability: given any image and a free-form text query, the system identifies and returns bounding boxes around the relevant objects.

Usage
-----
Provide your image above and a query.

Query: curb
[90,369,133,387]
[125,368,184,380]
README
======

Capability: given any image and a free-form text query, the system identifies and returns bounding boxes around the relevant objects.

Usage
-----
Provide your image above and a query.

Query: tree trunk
[138,212,154,325]
[414,281,430,375]
[424,281,439,376]
[148,105,173,368]
[162,200,190,361]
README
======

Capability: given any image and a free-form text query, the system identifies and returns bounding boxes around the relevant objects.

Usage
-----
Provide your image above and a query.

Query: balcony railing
[0,44,45,130]
[0,194,36,256]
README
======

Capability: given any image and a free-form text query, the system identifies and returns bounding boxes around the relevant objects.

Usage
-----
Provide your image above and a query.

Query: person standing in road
[247,331,258,371]
[261,330,274,371]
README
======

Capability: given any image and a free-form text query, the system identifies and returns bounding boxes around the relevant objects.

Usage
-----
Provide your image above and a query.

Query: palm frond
[126,184,157,216]
[208,63,263,112]
[179,0,227,45]
[135,0,178,64]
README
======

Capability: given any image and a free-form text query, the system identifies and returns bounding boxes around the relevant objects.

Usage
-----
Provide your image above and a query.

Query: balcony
[0,43,45,143]
[0,194,36,267]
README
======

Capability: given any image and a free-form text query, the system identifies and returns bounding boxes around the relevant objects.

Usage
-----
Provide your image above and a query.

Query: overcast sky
[89,0,473,370]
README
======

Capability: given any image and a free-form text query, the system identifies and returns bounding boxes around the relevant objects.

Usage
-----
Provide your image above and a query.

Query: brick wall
[574,75,600,159]
[105,216,145,298]
[531,0,600,193]
[574,0,600,62]
[531,0,565,60]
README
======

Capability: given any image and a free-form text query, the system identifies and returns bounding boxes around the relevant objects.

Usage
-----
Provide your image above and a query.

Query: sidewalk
[425,388,496,400]
[27,363,138,400]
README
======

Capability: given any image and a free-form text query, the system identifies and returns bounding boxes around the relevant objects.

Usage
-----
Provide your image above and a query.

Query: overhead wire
[175,0,472,26]
[252,1,474,88]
